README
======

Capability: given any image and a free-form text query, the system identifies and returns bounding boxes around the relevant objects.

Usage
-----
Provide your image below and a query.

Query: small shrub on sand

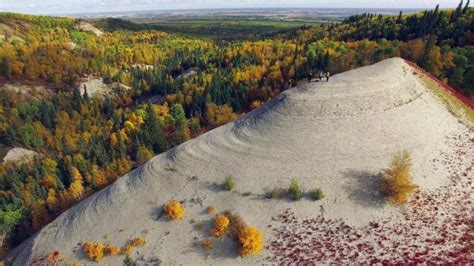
[223,176,236,191]
[47,251,61,264]
[201,239,213,250]
[223,211,247,239]
[237,227,264,256]
[211,214,230,237]
[380,151,417,205]
[207,206,217,214]
[164,200,184,220]
[84,242,106,262]
[310,188,324,201]
[212,211,264,257]
[105,246,121,256]
[123,256,139,266]
[123,237,147,255]
[289,178,302,201]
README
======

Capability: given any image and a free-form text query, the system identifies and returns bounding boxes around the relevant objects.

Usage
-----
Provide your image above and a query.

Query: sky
[0,0,463,15]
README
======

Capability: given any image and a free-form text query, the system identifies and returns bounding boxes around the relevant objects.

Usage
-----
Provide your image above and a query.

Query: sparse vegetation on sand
[164,200,185,220]
[289,178,303,201]
[310,188,325,201]
[380,151,417,205]
[237,226,264,256]
[123,237,147,255]
[83,242,106,262]
[222,176,236,191]
[208,211,264,256]
[210,214,230,237]
[123,256,139,266]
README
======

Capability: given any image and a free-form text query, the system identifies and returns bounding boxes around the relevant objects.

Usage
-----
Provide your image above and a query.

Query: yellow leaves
[136,146,154,166]
[164,200,185,220]
[42,158,58,177]
[250,100,263,109]
[232,65,267,85]
[205,103,237,128]
[84,238,145,261]
[238,227,264,256]
[68,167,84,201]
[211,214,230,237]
[123,237,146,255]
[84,242,106,262]
[47,251,61,265]
[46,188,58,210]
[105,246,121,256]
[380,151,417,205]
[124,113,144,133]
[152,103,169,117]
[88,164,107,188]
[110,133,119,148]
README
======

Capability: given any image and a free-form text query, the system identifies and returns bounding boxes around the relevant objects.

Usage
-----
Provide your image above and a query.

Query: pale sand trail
[9,58,473,265]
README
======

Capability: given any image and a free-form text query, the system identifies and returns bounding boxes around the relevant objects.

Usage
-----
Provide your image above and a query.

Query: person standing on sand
[320,205,325,217]
[319,70,323,81]
[308,71,313,82]
[326,71,331,82]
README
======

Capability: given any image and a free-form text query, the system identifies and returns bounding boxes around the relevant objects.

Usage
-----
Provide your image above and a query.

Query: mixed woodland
[0,1,472,248]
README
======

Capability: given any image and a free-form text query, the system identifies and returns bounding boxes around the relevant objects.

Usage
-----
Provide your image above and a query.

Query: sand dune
[9,58,473,265]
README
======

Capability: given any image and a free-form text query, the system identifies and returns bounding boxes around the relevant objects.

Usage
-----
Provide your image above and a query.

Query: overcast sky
[0,0,463,15]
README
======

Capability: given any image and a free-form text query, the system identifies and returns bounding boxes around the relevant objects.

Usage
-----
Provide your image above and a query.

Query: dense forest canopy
[0,1,472,249]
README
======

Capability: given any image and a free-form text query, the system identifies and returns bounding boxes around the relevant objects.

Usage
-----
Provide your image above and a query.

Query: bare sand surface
[2,148,38,164]
[8,58,473,265]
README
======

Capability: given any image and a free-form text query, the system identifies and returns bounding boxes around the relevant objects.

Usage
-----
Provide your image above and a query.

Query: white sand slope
[2,148,38,164]
[9,58,473,265]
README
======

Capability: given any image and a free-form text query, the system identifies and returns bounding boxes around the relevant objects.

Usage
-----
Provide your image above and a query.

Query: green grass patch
[418,73,474,127]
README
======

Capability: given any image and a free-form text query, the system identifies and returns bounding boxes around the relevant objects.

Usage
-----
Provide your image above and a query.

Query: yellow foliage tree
[136,146,154,165]
[238,227,264,256]
[164,200,184,220]
[380,151,417,205]
[68,167,84,200]
[211,214,230,237]
[46,188,58,211]
[205,103,237,127]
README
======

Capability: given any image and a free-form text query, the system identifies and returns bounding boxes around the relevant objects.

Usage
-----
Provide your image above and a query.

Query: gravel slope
[8,58,473,265]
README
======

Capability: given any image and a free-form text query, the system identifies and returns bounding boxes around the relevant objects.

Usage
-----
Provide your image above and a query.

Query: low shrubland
[208,210,263,256]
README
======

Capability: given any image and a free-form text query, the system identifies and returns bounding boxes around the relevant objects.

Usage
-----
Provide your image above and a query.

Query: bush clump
[222,176,236,191]
[84,242,106,262]
[123,256,139,266]
[210,214,230,237]
[288,178,302,201]
[237,227,264,256]
[310,188,324,201]
[123,237,147,255]
[208,211,264,256]
[380,151,417,205]
[164,200,184,220]
[105,246,121,256]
